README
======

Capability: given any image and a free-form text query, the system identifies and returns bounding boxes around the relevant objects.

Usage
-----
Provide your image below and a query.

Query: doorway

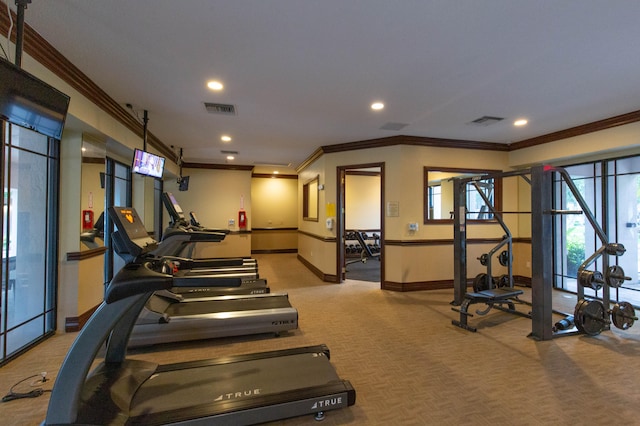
[337,163,384,284]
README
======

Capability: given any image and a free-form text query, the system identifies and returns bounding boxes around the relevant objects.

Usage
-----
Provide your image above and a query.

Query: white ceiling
[12,1,640,170]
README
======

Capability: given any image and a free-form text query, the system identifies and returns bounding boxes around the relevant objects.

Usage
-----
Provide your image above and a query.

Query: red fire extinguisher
[82,209,94,231]
[238,195,247,230]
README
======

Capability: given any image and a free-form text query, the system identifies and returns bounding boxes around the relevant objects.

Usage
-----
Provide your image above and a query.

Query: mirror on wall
[424,167,502,223]
[80,135,106,250]
[303,175,319,221]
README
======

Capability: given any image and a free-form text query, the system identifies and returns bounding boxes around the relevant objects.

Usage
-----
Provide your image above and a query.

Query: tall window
[553,158,640,307]
[1,123,59,365]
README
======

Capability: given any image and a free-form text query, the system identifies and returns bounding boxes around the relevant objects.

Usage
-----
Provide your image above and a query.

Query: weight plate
[578,270,604,291]
[479,254,489,266]
[473,273,490,292]
[605,265,626,288]
[498,250,512,267]
[573,299,606,336]
[611,301,636,330]
[497,274,510,288]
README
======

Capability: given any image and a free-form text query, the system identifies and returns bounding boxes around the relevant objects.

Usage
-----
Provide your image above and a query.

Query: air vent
[380,122,409,131]
[204,102,237,115]
[467,116,504,126]
[221,150,238,155]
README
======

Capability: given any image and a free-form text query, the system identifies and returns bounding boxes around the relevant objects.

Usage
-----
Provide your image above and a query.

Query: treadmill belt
[130,351,339,417]
[165,295,290,316]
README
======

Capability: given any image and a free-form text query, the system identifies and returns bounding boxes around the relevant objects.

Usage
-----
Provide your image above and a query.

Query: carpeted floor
[345,256,381,282]
[1,253,640,425]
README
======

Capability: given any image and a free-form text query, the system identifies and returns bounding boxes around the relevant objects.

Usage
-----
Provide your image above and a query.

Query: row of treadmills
[44,195,356,425]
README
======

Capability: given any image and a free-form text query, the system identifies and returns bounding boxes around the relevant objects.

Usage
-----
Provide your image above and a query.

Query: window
[1,123,59,365]
[424,167,502,223]
[553,157,640,308]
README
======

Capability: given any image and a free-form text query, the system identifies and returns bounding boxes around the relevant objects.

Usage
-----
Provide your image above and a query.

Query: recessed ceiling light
[514,118,528,126]
[207,80,224,91]
[226,155,235,160]
[221,135,232,142]
[371,102,384,110]
[273,171,279,174]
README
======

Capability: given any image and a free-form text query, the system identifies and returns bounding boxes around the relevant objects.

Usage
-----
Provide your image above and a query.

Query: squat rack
[452,165,620,340]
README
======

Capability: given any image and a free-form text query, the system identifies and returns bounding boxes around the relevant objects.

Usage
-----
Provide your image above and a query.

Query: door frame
[336,162,385,285]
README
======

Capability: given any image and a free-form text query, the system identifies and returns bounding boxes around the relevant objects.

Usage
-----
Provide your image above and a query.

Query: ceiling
[10,1,640,170]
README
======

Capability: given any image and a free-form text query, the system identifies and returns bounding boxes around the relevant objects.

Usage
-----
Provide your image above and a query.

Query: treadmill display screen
[111,207,150,241]
[163,192,185,221]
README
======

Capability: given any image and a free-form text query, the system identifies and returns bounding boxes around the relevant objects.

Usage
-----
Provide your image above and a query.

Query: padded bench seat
[452,287,526,332]
[465,288,523,300]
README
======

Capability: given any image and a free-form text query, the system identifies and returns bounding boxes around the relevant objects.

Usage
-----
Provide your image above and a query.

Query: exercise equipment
[452,287,527,332]
[44,207,356,425]
[110,208,297,347]
[452,166,639,340]
[345,230,381,265]
[604,265,630,288]
[573,299,607,336]
[611,302,637,330]
[572,299,638,336]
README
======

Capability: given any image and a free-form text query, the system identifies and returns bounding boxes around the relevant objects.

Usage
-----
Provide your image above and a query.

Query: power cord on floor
[1,372,51,402]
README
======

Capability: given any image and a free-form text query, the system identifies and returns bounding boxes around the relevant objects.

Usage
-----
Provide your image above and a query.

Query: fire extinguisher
[238,195,247,230]
[82,209,94,231]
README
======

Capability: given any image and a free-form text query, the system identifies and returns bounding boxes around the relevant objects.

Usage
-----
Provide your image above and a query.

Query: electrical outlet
[228,219,235,226]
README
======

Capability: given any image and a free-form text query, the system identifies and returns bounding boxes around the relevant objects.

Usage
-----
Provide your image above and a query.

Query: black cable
[1,373,51,403]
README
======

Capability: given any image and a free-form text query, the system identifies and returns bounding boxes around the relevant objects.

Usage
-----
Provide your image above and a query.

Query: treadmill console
[162,192,186,225]
[108,206,158,258]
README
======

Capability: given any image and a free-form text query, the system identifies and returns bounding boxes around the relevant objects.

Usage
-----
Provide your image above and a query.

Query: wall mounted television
[0,58,70,139]
[132,148,165,178]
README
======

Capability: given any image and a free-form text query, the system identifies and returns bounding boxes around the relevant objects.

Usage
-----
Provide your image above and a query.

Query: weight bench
[452,287,525,332]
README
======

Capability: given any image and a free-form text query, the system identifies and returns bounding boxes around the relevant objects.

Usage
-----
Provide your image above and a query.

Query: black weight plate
[498,250,511,267]
[574,299,605,336]
[611,301,635,330]
[605,265,625,288]
[473,273,490,292]
[573,300,587,334]
[497,274,510,288]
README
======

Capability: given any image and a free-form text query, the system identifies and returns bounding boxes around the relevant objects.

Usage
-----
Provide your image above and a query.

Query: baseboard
[383,275,532,292]
[251,248,298,254]
[297,254,339,283]
[65,303,100,332]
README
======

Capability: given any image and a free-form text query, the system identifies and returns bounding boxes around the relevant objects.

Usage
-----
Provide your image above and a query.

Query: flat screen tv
[0,58,70,139]
[132,148,165,178]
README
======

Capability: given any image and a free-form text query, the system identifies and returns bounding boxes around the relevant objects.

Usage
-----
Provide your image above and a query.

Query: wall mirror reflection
[424,167,502,223]
[303,175,319,221]
[80,135,106,250]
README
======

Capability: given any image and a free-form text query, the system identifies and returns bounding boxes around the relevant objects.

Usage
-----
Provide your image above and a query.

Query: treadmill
[109,208,297,347]
[44,206,355,425]
[160,192,268,293]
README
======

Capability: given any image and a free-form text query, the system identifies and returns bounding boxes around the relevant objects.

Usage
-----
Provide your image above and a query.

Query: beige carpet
[1,253,640,425]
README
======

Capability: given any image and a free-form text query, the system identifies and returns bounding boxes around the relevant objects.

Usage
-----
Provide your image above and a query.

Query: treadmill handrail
[105,261,174,303]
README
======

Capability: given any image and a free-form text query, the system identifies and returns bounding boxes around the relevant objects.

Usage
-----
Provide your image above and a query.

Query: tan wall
[251,177,298,227]
[191,234,252,258]
[298,233,336,276]
[77,254,106,314]
[251,230,298,252]
[345,174,381,230]
[164,168,252,231]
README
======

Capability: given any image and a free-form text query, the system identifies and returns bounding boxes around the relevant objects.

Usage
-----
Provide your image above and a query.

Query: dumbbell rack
[345,230,381,265]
